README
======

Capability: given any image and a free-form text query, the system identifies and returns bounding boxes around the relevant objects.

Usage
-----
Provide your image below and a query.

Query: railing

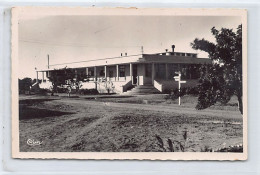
[122,80,133,92]
[153,80,163,92]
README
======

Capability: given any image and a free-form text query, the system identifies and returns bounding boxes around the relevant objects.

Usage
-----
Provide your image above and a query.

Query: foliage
[19,78,32,94]
[155,135,186,152]
[97,78,115,94]
[48,68,90,95]
[165,87,199,100]
[191,24,243,114]
[78,89,99,95]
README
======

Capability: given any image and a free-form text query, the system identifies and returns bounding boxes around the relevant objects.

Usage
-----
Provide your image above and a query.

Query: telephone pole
[47,54,49,69]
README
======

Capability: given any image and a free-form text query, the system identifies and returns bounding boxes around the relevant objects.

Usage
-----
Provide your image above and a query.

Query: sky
[18,14,241,79]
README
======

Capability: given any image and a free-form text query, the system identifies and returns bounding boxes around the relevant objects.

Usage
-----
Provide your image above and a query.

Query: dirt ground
[19,94,243,152]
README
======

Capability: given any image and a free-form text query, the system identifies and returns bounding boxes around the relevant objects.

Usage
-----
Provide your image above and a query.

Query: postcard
[12,7,247,160]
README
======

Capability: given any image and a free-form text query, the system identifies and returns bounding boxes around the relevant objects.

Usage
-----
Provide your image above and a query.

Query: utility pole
[141,46,144,54]
[47,54,49,69]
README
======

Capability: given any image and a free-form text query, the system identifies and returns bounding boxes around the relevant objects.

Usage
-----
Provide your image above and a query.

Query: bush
[186,87,199,95]
[164,88,187,100]
[38,88,51,95]
[164,86,199,100]
[78,89,99,95]
[19,78,32,94]
[56,87,68,93]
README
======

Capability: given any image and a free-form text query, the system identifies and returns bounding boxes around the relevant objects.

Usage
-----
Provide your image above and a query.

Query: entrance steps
[123,84,161,95]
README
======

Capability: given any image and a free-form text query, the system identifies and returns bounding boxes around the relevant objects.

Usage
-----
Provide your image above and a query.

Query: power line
[19,39,141,48]
[49,54,142,67]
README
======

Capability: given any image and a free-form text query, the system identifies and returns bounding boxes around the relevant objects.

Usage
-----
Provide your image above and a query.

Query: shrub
[164,88,187,100]
[19,78,32,94]
[78,89,99,95]
[56,87,68,93]
[186,87,199,95]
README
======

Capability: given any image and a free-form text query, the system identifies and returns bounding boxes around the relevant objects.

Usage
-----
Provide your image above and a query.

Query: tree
[191,24,243,114]
[48,68,89,95]
[19,78,32,94]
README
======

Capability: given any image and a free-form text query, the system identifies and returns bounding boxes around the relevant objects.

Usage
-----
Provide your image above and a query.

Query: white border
[11,7,247,160]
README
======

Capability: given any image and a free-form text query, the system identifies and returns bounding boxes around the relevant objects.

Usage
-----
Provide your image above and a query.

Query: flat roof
[38,53,211,72]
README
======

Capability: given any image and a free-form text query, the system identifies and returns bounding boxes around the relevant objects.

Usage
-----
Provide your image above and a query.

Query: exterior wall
[39,80,52,89]
[137,64,144,85]
[125,64,130,77]
[136,63,153,85]
[80,64,132,93]
[81,82,96,89]
[144,77,152,85]
[143,64,152,85]
[81,80,132,93]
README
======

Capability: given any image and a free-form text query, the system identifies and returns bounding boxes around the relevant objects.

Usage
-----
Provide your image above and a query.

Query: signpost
[174,72,186,105]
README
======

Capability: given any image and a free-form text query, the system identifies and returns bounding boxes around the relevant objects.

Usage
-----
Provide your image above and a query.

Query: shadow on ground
[19,105,74,120]
[19,98,58,106]
[85,95,134,100]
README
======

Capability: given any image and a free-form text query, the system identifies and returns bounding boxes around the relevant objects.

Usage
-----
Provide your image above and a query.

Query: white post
[36,71,39,83]
[42,72,44,82]
[104,65,107,81]
[86,67,89,76]
[152,63,155,85]
[130,63,133,84]
[174,72,186,106]
[179,74,181,105]
[116,64,119,81]
[94,67,97,89]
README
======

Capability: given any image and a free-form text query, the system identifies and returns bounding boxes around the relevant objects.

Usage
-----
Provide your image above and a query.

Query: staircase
[124,84,161,95]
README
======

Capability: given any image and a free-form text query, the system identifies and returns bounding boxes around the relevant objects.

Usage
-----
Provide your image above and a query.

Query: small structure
[37,45,212,94]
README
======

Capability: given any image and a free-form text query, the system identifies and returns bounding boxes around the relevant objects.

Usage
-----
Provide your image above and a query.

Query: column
[152,63,155,85]
[104,66,107,81]
[130,63,133,84]
[94,67,97,89]
[86,67,89,76]
[165,63,169,80]
[42,72,45,82]
[94,67,97,80]
[116,65,119,81]
[36,71,39,83]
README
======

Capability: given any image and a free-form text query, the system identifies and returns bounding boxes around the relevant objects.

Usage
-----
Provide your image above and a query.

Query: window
[88,70,94,76]
[100,70,105,76]
[119,65,125,77]
[109,70,113,77]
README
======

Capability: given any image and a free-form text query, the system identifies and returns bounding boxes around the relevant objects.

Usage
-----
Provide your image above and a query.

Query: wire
[19,39,141,48]
[49,54,142,67]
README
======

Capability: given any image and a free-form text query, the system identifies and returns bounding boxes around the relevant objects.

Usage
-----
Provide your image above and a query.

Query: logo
[27,139,43,146]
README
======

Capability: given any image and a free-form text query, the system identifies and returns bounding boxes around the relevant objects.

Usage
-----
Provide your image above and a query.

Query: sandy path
[59,98,242,120]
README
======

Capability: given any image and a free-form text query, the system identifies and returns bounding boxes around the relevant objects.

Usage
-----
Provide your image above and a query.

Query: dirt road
[61,98,242,120]
[19,95,243,152]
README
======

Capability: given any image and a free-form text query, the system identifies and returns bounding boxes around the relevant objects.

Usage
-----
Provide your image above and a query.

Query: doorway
[133,64,138,85]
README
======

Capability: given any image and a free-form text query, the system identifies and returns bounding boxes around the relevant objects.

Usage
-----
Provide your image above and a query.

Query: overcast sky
[18,15,241,79]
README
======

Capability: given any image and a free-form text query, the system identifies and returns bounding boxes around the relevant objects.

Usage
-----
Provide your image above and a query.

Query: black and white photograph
[12,7,247,160]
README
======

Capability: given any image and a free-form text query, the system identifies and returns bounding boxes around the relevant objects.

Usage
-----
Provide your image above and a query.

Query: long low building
[37,45,212,94]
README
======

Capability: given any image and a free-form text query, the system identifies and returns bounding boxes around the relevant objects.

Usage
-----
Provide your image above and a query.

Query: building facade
[37,45,212,94]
